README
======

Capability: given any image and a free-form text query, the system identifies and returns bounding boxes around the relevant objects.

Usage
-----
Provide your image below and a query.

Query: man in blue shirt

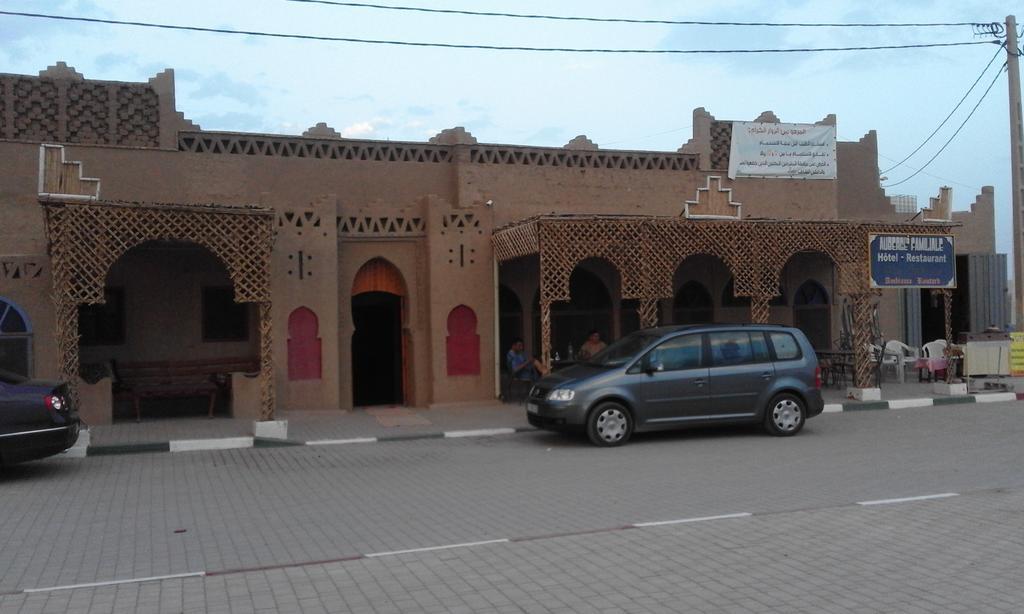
[506,338,547,381]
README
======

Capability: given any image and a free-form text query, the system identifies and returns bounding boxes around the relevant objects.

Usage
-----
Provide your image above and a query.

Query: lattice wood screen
[43,199,278,419]
[493,215,956,389]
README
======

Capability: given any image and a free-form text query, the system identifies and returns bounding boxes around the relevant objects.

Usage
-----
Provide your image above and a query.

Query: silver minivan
[526,324,824,446]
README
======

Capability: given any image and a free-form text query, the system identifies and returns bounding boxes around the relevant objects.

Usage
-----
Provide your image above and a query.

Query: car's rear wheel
[764,393,805,436]
[587,402,633,446]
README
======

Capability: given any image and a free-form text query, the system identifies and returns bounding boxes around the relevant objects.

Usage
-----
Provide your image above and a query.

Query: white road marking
[444,428,516,438]
[633,512,752,528]
[169,437,253,453]
[823,403,843,413]
[365,539,510,558]
[888,398,933,409]
[856,493,958,506]
[306,437,378,446]
[24,571,206,593]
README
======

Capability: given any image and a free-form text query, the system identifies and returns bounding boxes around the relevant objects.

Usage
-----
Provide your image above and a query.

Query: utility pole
[1008,15,1024,329]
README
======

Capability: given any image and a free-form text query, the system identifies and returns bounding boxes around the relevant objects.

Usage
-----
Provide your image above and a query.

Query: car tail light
[814,366,822,389]
[45,395,66,412]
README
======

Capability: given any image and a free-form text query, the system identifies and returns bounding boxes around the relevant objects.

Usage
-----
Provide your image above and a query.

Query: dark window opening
[202,287,248,342]
[79,288,125,346]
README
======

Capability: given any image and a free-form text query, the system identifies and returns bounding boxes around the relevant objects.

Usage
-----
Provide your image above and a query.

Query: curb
[71,393,1019,458]
[78,427,540,457]
[826,391,1017,414]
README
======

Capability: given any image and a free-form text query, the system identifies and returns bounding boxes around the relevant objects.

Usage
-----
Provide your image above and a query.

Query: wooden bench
[113,357,259,421]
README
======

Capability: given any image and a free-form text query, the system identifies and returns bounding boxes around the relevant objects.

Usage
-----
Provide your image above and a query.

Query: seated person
[578,330,608,361]
[506,338,548,381]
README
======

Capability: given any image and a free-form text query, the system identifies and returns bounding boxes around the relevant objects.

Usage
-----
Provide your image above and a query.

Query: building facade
[0,63,1004,423]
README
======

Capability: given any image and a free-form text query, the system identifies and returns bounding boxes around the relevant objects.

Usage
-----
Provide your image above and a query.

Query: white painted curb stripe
[974,392,1017,403]
[24,571,205,593]
[306,437,378,446]
[857,492,958,506]
[169,437,253,453]
[887,398,933,409]
[633,512,752,528]
[444,428,516,438]
[366,538,510,558]
[823,403,843,413]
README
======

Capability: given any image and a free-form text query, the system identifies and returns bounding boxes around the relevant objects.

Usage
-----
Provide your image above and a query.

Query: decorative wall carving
[114,84,160,146]
[67,82,109,144]
[710,121,732,170]
[338,215,426,238]
[179,133,454,162]
[0,258,45,281]
[11,77,59,142]
[469,146,698,171]
[1,72,160,146]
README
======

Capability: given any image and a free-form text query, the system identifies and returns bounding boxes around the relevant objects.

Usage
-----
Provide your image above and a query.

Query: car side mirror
[644,359,664,375]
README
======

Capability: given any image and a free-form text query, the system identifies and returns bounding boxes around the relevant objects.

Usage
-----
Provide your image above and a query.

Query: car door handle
[761,372,772,380]
[693,379,706,387]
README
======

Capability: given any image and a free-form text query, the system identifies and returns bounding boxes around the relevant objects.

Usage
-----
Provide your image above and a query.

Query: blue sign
[869,233,956,289]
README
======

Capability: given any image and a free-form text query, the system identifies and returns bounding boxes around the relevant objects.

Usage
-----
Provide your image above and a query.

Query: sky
[0,0,1019,260]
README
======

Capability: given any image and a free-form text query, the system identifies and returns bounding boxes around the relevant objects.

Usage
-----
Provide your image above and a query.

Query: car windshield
[585,331,660,368]
[0,367,28,384]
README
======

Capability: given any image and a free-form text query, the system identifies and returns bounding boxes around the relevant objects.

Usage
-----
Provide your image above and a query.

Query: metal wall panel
[967,253,1008,332]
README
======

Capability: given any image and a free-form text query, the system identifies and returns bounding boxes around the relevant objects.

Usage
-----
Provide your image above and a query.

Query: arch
[446,305,480,376]
[352,257,407,297]
[287,307,321,381]
[0,297,33,377]
[42,199,275,418]
[351,257,408,406]
[673,281,713,324]
[722,277,786,307]
[793,279,831,350]
[549,260,615,357]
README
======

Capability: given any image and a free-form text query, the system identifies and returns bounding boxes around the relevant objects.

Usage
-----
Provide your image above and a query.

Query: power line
[0,11,999,54]
[287,1,992,29]
[880,42,1005,174]
[877,153,981,192]
[603,125,692,146]
[882,63,1006,189]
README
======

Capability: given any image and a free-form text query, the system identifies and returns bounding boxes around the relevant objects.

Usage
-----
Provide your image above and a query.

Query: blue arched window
[0,298,32,377]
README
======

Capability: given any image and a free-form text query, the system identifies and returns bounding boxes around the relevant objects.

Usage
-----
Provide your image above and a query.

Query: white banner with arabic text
[728,122,836,180]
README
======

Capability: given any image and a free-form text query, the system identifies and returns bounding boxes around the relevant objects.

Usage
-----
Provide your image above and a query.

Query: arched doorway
[78,240,257,420]
[351,258,406,407]
[0,298,32,377]
[673,281,713,324]
[794,280,831,350]
[546,261,615,357]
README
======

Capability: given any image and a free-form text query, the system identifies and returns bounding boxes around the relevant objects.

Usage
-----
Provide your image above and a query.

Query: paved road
[1,402,1022,613]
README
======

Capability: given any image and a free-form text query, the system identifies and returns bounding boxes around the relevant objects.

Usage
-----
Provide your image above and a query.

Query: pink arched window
[446,305,479,376]
[287,307,321,380]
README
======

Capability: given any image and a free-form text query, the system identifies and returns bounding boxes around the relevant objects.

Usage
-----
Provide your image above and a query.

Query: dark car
[0,368,80,465]
[527,324,824,446]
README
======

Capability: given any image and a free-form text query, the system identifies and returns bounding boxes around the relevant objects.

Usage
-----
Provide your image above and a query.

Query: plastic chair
[919,339,948,382]
[882,340,918,384]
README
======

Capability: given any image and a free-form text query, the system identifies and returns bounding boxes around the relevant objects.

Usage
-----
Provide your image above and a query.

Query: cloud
[341,121,377,138]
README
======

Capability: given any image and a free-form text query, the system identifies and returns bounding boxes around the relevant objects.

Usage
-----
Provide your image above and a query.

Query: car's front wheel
[586,402,633,446]
[764,393,805,436]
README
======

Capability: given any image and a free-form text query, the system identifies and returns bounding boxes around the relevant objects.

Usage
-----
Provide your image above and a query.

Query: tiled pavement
[2,487,1021,613]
